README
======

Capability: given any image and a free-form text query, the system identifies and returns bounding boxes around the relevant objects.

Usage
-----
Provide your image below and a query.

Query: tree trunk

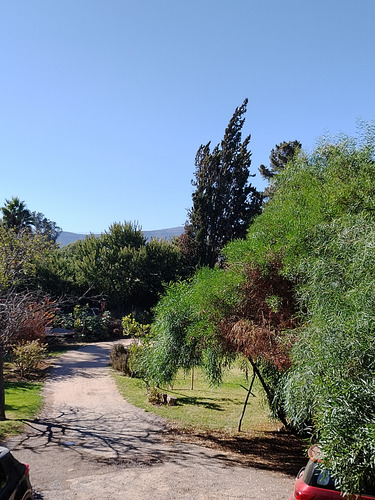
[0,350,6,420]
[247,355,290,431]
[238,370,256,432]
[191,366,194,390]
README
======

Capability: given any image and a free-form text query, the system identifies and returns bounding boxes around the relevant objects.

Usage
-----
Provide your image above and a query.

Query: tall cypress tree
[181,99,262,268]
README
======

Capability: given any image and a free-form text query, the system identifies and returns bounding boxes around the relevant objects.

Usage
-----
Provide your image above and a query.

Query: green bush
[127,342,145,379]
[12,341,47,378]
[226,128,375,494]
[122,314,150,338]
[147,386,163,405]
[110,342,144,378]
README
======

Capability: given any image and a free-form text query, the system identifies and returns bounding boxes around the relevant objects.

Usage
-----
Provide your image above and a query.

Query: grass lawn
[0,381,44,440]
[0,341,80,441]
[112,364,305,474]
[112,364,278,435]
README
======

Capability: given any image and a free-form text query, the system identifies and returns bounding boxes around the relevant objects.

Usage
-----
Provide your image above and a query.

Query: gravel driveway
[6,341,294,499]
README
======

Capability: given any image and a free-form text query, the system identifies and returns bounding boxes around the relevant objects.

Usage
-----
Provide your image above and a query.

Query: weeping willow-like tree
[236,127,375,495]
[148,123,375,495]
[141,267,238,388]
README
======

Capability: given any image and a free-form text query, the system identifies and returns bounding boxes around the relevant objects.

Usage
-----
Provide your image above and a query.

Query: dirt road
[6,341,295,499]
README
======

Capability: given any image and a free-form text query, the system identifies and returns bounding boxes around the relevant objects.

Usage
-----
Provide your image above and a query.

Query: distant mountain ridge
[57,226,185,247]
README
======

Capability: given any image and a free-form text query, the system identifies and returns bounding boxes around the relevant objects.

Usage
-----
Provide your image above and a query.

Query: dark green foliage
[73,305,111,341]
[37,222,185,313]
[260,140,302,180]
[35,245,81,298]
[181,99,262,268]
[30,212,62,243]
[1,197,33,232]
[259,140,301,199]
[55,305,111,341]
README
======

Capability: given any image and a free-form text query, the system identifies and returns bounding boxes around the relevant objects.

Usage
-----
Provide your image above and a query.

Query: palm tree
[1,197,33,232]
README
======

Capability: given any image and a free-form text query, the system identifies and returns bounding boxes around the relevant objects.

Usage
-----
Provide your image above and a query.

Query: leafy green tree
[142,280,199,387]
[0,226,54,290]
[1,198,62,244]
[228,129,375,494]
[140,238,186,308]
[259,140,302,180]
[142,267,239,388]
[39,223,146,311]
[31,211,62,243]
[37,222,185,314]
[181,99,262,268]
[35,245,80,299]
[1,197,33,232]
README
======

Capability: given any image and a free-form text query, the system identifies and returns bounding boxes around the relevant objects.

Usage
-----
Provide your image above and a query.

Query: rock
[167,395,177,406]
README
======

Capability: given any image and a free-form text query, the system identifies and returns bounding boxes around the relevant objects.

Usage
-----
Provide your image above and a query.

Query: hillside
[57,226,184,247]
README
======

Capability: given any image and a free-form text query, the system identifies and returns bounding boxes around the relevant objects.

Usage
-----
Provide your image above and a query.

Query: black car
[0,447,32,500]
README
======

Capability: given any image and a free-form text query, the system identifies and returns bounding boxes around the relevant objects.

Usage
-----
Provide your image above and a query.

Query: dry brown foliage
[222,261,297,370]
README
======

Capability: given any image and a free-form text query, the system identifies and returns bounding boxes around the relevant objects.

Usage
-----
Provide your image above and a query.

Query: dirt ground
[5,340,305,499]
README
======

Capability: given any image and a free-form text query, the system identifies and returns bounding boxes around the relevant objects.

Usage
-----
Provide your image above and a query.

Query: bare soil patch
[172,428,305,475]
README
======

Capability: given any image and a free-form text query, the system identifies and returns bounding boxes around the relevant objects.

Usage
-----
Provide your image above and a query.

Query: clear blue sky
[1,0,374,234]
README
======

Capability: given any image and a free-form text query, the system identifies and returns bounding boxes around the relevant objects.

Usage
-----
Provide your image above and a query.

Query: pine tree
[181,99,262,268]
[259,140,301,199]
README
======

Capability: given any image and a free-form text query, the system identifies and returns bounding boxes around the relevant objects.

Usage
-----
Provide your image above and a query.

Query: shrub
[13,299,55,342]
[147,386,162,405]
[110,344,131,375]
[127,342,145,379]
[122,314,150,338]
[12,340,47,378]
[110,342,144,378]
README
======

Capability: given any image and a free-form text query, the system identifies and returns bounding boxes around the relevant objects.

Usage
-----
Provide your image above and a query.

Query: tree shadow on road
[10,403,306,478]
[12,407,239,473]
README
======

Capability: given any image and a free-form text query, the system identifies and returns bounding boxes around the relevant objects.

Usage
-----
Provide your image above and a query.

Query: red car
[288,447,375,500]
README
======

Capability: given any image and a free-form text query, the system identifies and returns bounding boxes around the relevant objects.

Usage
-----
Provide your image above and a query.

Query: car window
[316,469,334,487]
[303,460,338,491]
